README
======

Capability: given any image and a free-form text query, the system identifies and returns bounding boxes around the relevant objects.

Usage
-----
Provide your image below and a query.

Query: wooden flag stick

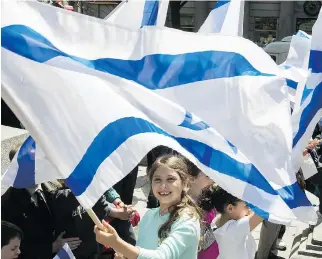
[86,208,105,230]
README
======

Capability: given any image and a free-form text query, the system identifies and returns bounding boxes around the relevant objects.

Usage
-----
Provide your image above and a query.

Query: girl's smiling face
[152,165,184,210]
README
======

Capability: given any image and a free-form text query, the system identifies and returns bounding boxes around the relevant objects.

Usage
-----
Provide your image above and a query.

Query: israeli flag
[104,0,169,29]
[53,244,75,259]
[2,136,60,188]
[292,9,322,169]
[280,66,309,104]
[282,31,312,71]
[279,30,311,104]
[199,0,244,36]
[1,1,317,224]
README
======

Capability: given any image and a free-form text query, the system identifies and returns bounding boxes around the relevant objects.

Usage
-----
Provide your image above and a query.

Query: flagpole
[86,209,105,230]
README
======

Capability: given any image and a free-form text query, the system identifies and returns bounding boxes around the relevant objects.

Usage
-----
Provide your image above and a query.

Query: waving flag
[2,136,60,188]
[53,244,75,259]
[279,31,311,104]
[199,0,244,36]
[292,10,322,169]
[104,0,169,29]
[1,1,317,224]
[280,65,308,104]
[282,31,311,71]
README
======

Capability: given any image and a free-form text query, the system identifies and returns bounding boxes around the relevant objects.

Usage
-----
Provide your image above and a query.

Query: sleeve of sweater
[137,216,200,259]
[104,188,120,203]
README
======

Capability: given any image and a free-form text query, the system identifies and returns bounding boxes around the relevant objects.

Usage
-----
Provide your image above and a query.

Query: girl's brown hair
[148,155,202,240]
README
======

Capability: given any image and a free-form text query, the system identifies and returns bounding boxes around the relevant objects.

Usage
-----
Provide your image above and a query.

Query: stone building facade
[84,1,321,45]
[243,1,320,45]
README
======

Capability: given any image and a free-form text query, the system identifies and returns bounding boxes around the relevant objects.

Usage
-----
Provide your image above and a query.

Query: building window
[180,14,194,32]
[82,1,120,18]
[254,17,278,47]
[296,18,316,34]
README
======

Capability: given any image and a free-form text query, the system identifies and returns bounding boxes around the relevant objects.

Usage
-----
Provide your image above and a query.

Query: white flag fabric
[1,1,317,224]
[2,0,170,189]
[292,10,322,169]
[279,30,311,104]
[282,31,311,71]
[199,0,244,36]
[53,243,75,259]
[104,0,169,29]
[301,153,318,180]
[280,64,308,104]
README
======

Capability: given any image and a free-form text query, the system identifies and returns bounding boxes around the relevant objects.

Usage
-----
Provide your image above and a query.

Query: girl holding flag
[94,155,202,259]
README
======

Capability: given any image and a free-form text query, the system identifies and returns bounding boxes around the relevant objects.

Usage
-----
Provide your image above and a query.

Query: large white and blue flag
[1,1,317,224]
[280,30,311,104]
[53,243,75,259]
[292,10,322,169]
[104,0,169,29]
[199,0,244,36]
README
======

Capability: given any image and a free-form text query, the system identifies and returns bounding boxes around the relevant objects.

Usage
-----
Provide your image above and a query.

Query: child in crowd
[183,157,219,259]
[185,158,214,201]
[199,184,263,259]
[94,155,202,259]
[1,221,23,259]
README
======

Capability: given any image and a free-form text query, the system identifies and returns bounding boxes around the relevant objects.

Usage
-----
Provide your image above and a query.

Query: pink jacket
[198,210,219,259]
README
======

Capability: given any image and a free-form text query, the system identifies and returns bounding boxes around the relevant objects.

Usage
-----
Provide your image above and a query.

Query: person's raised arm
[248,211,263,232]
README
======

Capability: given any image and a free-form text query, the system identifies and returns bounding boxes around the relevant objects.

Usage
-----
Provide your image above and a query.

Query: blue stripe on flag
[286,79,298,90]
[56,247,70,259]
[1,24,275,91]
[178,111,209,131]
[246,202,270,220]
[13,136,36,188]
[141,0,159,27]
[309,50,322,73]
[202,146,213,166]
[293,80,322,147]
[178,112,237,154]
[300,85,314,105]
[300,50,322,104]
[214,0,230,9]
[64,117,311,210]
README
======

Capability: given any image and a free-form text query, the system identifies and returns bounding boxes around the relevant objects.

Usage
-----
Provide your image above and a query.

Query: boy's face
[1,237,21,259]
[189,172,214,199]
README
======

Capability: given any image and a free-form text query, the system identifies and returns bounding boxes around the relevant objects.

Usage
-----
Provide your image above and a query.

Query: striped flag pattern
[53,244,75,259]
[199,0,244,36]
[280,30,311,104]
[292,9,322,170]
[1,1,317,224]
